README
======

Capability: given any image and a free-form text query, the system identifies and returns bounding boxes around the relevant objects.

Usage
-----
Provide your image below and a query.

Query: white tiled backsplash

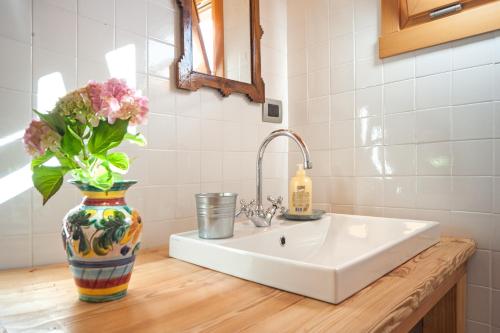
[0,0,288,267]
[287,0,500,330]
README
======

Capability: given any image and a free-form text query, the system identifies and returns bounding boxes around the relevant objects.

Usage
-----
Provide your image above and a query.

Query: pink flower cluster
[86,79,149,126]
[23,120,61,156]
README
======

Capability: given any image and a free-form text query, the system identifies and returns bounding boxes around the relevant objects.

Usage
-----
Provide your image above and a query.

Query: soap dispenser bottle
[289,164,312,215]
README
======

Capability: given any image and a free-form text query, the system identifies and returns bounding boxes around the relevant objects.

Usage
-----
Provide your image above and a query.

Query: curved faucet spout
[256,129,312,212]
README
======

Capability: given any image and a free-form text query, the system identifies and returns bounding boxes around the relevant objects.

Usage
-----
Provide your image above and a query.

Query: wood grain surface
[0,237,475,333]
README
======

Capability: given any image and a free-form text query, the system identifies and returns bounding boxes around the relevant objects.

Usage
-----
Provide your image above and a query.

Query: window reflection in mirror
[192,0,252,84]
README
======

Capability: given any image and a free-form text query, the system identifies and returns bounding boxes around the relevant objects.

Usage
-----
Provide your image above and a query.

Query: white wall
[0,0,288,268]
[287,0,500,331]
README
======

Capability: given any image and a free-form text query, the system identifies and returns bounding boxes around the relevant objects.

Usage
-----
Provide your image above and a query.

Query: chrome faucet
[237,129,313,227]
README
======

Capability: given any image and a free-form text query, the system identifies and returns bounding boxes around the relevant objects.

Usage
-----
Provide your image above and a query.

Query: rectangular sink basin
[169,214,440,304]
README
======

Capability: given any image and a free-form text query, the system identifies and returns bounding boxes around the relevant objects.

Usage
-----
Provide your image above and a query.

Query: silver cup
[195,193,238,239]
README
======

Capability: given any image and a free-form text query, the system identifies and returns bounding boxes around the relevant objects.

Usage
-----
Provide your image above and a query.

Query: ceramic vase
[62,180,142,302]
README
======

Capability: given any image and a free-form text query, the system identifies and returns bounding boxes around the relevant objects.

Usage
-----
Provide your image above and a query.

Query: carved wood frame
[175,0,265,103]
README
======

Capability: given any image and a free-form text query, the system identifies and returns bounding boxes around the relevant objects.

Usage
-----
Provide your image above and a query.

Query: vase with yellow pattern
[62,180,142,303]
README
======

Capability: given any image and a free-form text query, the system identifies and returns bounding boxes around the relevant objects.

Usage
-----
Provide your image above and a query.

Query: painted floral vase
[62,180,142,302]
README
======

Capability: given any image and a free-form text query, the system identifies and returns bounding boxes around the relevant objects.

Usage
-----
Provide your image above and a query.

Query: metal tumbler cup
[195,193,238,239]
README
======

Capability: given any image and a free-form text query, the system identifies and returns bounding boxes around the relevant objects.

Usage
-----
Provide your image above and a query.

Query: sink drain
[280,235,286,247]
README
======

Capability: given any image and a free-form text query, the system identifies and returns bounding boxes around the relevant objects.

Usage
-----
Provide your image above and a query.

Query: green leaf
[31,151,54,169]
[88,119,129,155]
[33,109,66,135]
[32,166,65,205]
[61,126,83,156]
[107,152,129,170]
[89,163,113,190]
[124,132,147,147]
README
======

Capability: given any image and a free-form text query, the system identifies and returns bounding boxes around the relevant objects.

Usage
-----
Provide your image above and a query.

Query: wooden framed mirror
[175,0,265,103]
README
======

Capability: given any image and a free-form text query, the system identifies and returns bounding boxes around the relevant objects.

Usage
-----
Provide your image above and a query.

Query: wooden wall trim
[379,0,500,58]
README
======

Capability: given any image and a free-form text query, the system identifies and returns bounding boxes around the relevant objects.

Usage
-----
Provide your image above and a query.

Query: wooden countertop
[0,237,475,333]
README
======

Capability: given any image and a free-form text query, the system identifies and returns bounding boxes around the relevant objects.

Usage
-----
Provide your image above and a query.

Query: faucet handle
[236,199,256,217]
[267,195,283,207]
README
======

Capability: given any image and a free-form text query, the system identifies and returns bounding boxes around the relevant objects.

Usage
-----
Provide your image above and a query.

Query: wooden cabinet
[379,0,500,58]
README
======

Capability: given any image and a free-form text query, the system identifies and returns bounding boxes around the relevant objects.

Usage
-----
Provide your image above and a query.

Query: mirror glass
[192,0,252,84]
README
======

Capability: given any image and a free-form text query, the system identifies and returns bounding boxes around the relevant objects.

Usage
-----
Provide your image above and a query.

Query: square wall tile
[78,0,114,25]
[452,140,493,176]
[0,88,31,138]
[452,102,494,140]
[452,65,494,105]
[0,235,31,269]
[148,39,175,79]
[332,148,355,176]
[177,117,201,151]
[331,33,354,66]
[33,233,67,266]
[0,191,31,236]
[452,177,492,213]
[493,290,500,328]
[116,0,147,36]
[447,212,493,250]
[148,76,175,114]
[467,285,490,324]
[146,150,177,186]
[494,215,500,252]
[78,16,114,63]
[384,145,416,176]
[288,49,307,77]
[0,36,31,92]
[452,33,495,70]
[384,112,416,145]
[148,114,176,150]
[353,0,378,32]
[331,62,354,94]
[355,146,384,176]
[492,251,500,289]
[355,116,383,146]
[383,53,415,83]
[116,29,148,75]
[384,177,416,208]
[332,120,355,149]
[416,176,452,210]
[308,96,330,123]
[355,58,383,89]
[415,107,451,143]
[383,79,414,115]
[0,0,32,43]
[330,1,353,37]
[308,42,330,72]
[416,72,451,110]
[415,44,452,77]
[354,25,378,61]
[417,142,452,176]
[329,177,355,205]
[355,85,382,118]
[307,69,330,98]
[356,177,384,206]
[148,1,175,44]
[332,91,355,120]
[33,0,77,57]
[467,249,491,287]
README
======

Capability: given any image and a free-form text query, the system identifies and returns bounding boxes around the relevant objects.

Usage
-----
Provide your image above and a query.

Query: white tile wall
[0,0,289,268]
[287,0,500,330]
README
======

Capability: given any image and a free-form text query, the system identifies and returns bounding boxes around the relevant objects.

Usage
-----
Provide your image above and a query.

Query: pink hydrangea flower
[85,81,103,113]
[23,120,61,156]
[85,78,149,125]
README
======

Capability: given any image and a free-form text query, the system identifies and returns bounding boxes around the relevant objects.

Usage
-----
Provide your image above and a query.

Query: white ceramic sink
[169,214,440,304]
